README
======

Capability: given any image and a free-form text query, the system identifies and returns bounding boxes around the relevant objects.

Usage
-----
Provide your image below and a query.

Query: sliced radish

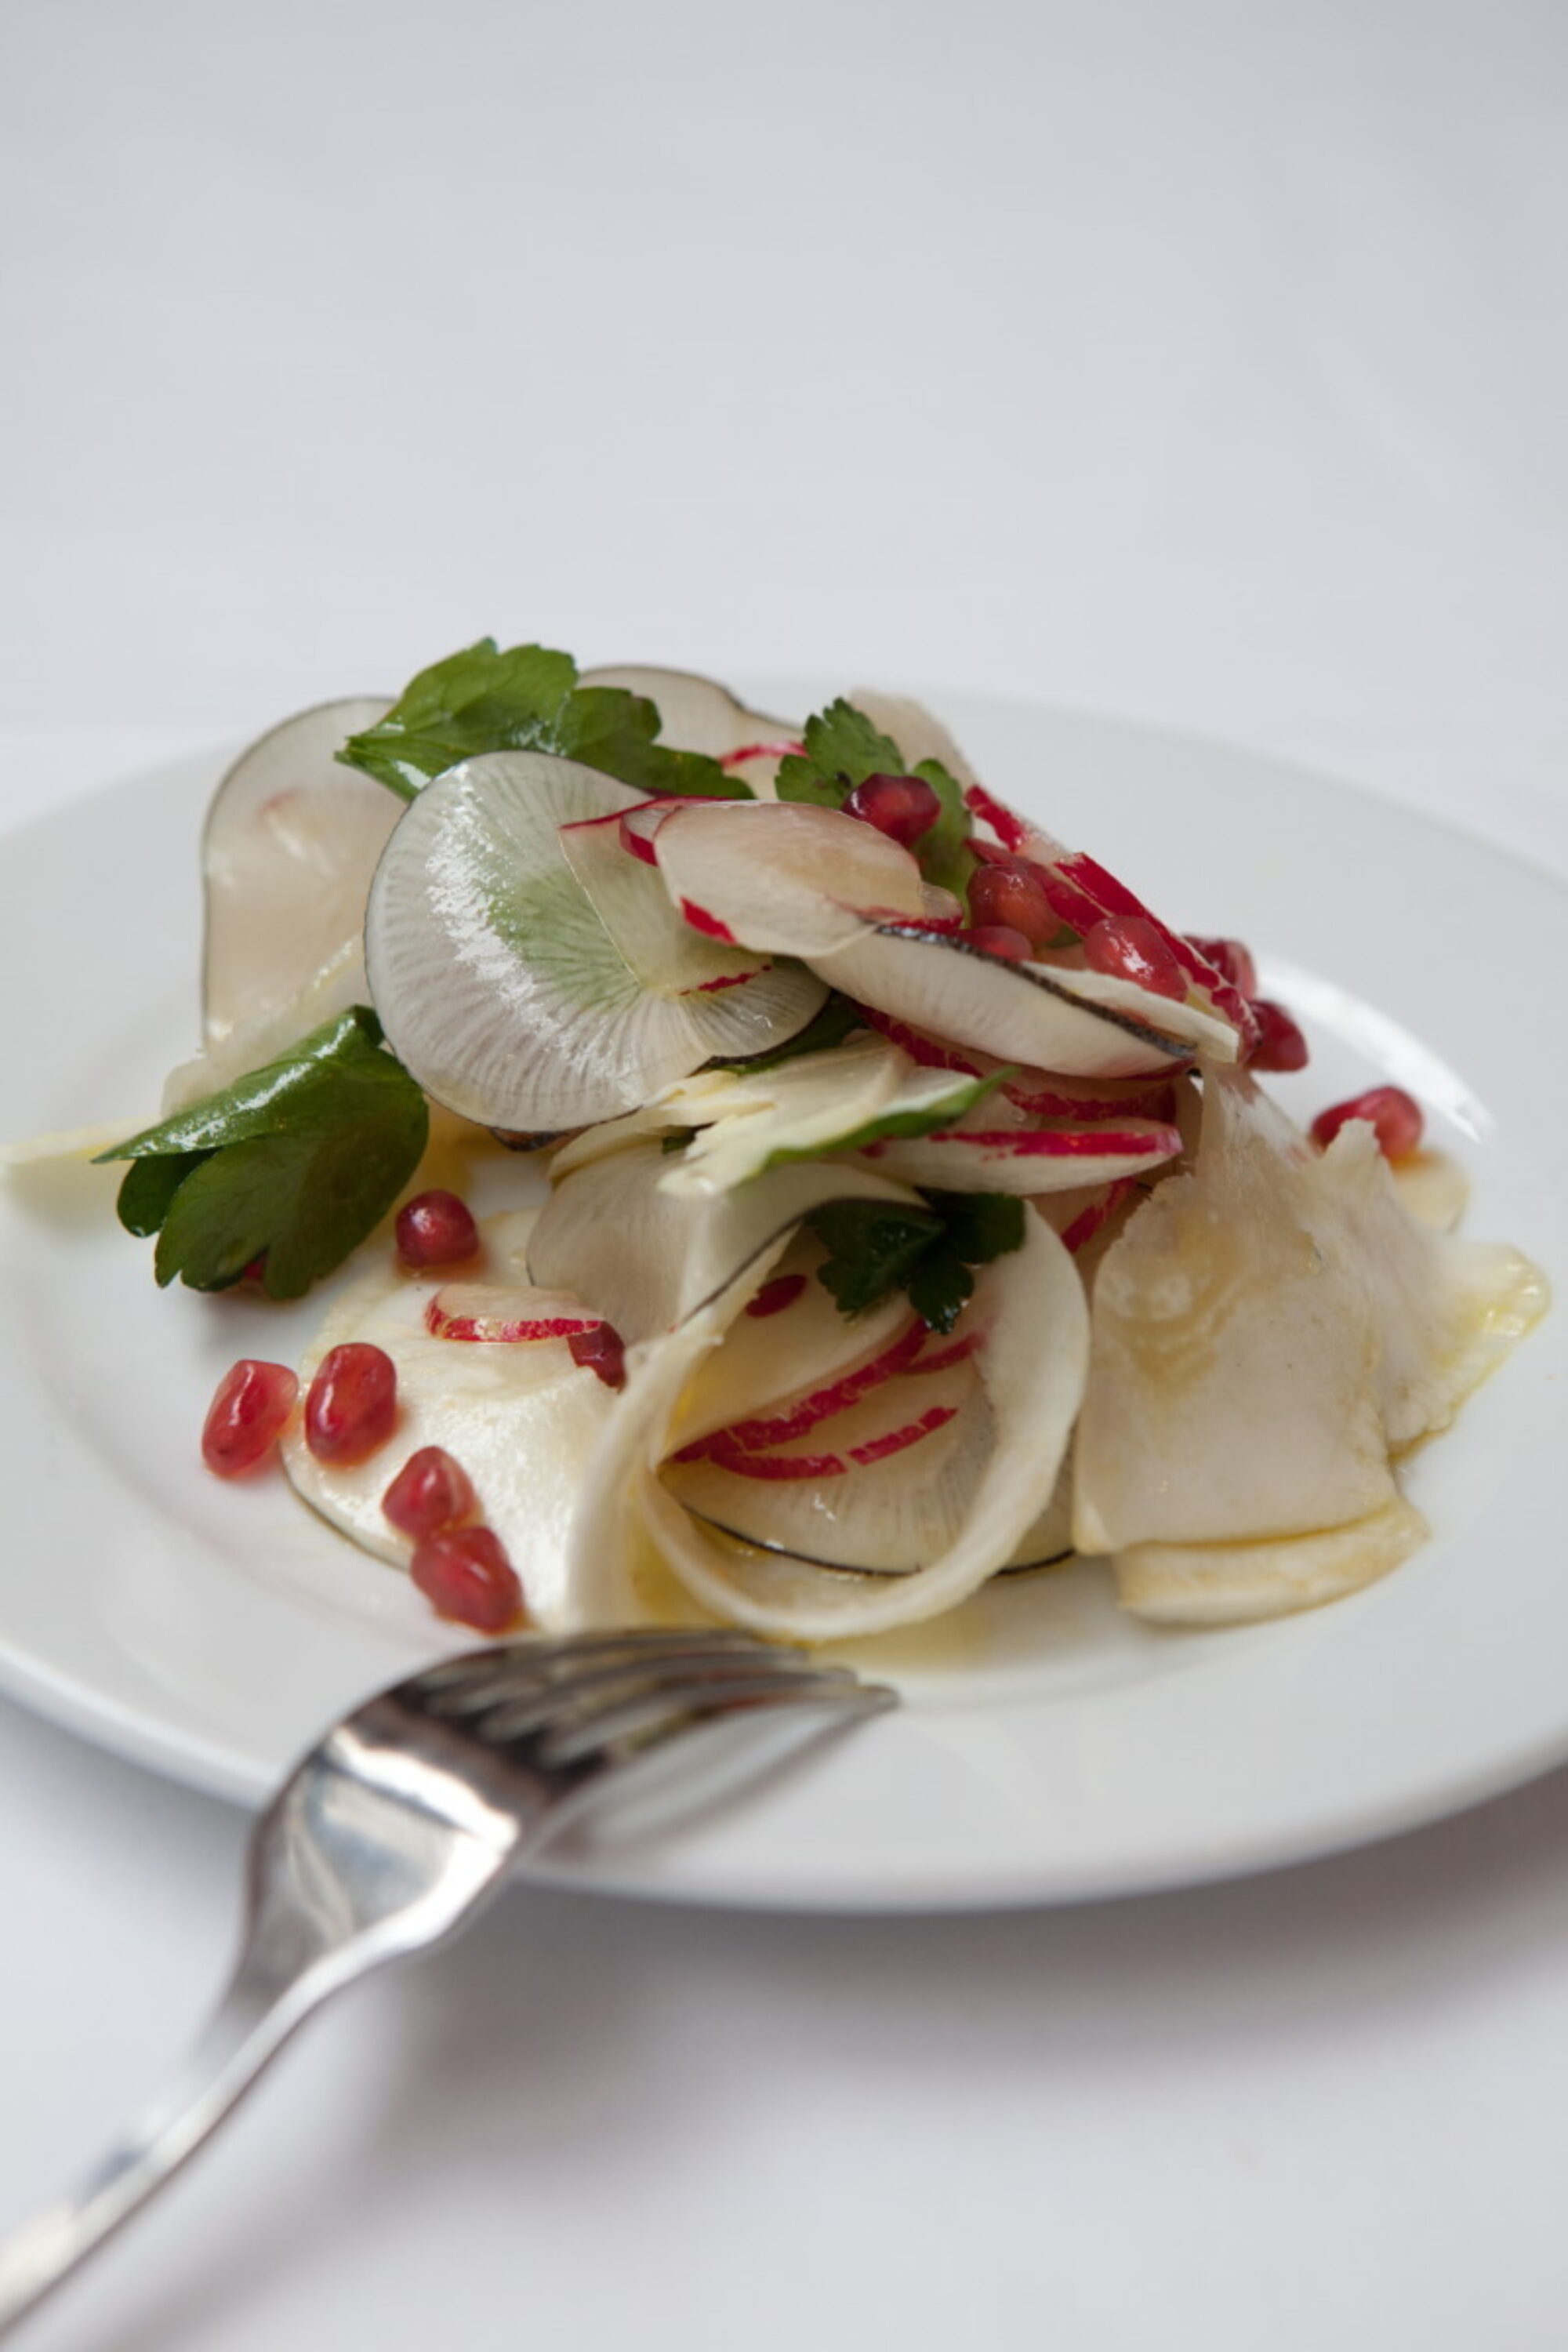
[579,664,800,798]
[1073,1065,1548,1565]
[663,1359,982,1571]
[280,1211,618,1630]
[564,1210,1089,1641]
[808,927,1221,1080]
[364,750,825,1131]
[674,1308,928,1458]
[527,1141,924,1344]
[1113,1496,1429,1626]
[848,689,983,791]
[201,696,395,1043]
[652,799,929,956]
[557,806,771,993]
[854,1119,1184,1196]
[425,1283,604,1343]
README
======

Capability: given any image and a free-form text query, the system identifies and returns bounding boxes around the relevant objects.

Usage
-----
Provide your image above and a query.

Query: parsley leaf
[776,700,977,898]
[707,993,866,1074]
[804,1187,1025,1334]
[95,1007,429,1299]
[337,638,746,803]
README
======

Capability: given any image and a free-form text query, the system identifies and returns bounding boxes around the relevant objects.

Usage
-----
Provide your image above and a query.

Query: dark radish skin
[1311,1087,1424,1159]
[1247,999,1310,1072]
[201,1359,298,1477]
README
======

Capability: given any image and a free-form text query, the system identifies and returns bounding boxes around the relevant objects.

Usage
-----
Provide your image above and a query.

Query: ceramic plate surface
[1,695,1562,1911]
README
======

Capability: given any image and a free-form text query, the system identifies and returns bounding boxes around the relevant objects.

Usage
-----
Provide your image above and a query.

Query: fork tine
[413,1627,780,1708]
[476,1647,858,1745]
[537,1664,896,1768]
[423,1632,799,1722]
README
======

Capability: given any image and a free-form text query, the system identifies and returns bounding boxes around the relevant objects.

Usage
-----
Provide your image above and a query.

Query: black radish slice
[201,695,394,1042]
[364,751,825,1133]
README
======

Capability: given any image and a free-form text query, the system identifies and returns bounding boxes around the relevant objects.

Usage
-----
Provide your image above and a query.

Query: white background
[2,2,1566,2346]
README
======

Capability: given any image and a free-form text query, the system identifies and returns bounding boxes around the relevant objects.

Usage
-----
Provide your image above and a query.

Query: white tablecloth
[3,5,1566,2345]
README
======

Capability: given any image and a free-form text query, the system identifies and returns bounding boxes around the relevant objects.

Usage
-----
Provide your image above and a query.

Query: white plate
[1,699,1562,1911]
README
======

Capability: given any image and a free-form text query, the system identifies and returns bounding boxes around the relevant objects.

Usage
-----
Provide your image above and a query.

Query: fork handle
[0,1962,328,2336]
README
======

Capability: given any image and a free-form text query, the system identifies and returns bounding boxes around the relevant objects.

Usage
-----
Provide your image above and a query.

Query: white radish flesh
[853,1118,1185,1196]
[652,799,928,955]
[364,751,824,1131]
[579,664,800,798]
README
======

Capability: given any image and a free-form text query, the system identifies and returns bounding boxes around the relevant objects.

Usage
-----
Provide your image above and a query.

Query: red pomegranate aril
[568,1322,627,1388]
[963,924,1035,961]
[305,1343,397,1465]
[1186,935,1259,1000]
[383,1445,476,1540]
[966,858,1055,946]
[411,1526,525,1635]
[395,1189,480,1271]
[1082,915,1187,1000]
[842,772,942,847]
[201,1359,298,1478]
[1310,1086,1424,1160]
[1247,998,1310,1073]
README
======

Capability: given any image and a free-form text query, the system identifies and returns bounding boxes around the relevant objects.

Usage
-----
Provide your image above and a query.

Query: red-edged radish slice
[280,1212,618,1629]
[652,799,929,956]
[201,696,395,1042]
[1073,1066,1548,1565]
[673,1308,928,1457]
[557,807,771,993]
[854,1119,1184,1195]
[1112,1497,1430,1626]
[579,664,800,799]
[566,1210,1089,1640]
[425,1284,604,1342]
[811,926,1227,1079]
[364,751,825,1132]
[662,1359,982,1571]
[527,1141,924,1345]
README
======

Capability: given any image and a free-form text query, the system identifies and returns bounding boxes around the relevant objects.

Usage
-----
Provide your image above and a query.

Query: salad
[12,642,1547,1644]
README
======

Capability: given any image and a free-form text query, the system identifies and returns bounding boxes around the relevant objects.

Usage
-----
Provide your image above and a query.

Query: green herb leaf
[337,638,746,802]
[707,993,866,1074]
[803,1185,1026,1333]
[776,702,977,898]
[775,699,905,810]
[96,1008,429,1298]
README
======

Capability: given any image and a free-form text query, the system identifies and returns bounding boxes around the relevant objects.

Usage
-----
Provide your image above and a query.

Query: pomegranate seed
[201,1359,298,1478]
[395,1189,480,1270]
[1310,1086,1424,1159]
[966,858,1056,946]
[383,1446,477,1539]
[1247,998,1310,1072]
[842,772,942,847]
[568,1323,627,1388]
[962,924,1035,960]
[411,1526,525,1635]
[746,1273,808,1319]
[1082,915,1186,1000]
[1186,935,1258,1000]
[305,1343,397,1465]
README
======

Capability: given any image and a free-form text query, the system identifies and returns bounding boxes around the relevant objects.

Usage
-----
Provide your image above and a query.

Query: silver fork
[0,1626,894,2337]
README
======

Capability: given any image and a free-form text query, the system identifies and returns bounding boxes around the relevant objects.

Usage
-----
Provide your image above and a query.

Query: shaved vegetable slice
[557,808,771,994]
[651,798,929,954]
[201,696,395,1042]
[855,1118,1184,1196]
[527,1142,923,1343]
[811,927,1219,1079]
[280,1213,617,1629]
[1074,1066,1548,1556]
[364,751,824,1131]
[579,664,800,797]
[567,1210,1089,1641]
[1389,1149,1470,1234]
[1113,1497,1429,1625]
